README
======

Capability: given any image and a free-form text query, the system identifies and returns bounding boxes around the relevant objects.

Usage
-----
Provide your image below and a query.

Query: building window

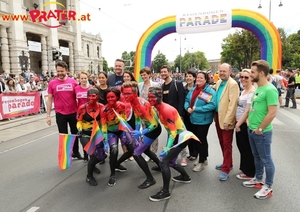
[97,46,99,58]
[87,44,89,57]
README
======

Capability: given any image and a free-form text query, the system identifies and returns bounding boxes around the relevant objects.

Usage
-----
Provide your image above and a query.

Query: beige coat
[215,77,240,130]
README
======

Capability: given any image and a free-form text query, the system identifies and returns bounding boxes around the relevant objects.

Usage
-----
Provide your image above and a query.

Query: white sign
[28,41,41,52]
[60,46,69,56]
[1,95,35,114]
[41,90,55,112]
[176,9,232,34]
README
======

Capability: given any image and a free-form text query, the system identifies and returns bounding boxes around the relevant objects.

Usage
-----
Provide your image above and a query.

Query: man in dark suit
[0,75,5,94]
[107,59,124,87]
[160,65,185,116]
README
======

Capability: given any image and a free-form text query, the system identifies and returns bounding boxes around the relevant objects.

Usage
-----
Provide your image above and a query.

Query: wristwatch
[258,127,263,132]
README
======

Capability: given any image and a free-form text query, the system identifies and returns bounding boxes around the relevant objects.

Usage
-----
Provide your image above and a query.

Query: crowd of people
[1,59,299,202]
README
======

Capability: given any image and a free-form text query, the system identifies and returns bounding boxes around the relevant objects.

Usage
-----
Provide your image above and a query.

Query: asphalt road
[1,102,300,212]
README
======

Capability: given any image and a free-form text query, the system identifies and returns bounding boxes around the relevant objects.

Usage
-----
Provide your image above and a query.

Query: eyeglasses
[240,76,249,79]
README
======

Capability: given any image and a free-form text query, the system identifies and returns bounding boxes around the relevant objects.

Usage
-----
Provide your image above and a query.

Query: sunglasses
[240,76,249,79]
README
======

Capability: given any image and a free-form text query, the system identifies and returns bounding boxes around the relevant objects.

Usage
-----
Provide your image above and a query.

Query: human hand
[131,130,142,139]
[187,108,194,114]
[224,123,229,131]
[76,131,83,138]
[235,125,241,132]
[46,116,51,126]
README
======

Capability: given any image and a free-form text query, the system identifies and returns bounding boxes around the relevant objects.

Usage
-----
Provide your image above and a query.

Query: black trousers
[56,112,79,154]
[285,87,296,107]
[235,122,255,177]
[192,123,211,163]
[183,114,197,157]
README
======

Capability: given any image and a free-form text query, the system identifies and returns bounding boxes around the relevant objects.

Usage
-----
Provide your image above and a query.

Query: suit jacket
[215,77,239,130]
[107,73,123,87]
[0,81,5,94]
[162,80,185,116]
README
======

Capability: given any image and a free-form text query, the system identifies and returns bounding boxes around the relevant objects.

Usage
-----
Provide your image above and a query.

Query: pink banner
[0,92,40,120]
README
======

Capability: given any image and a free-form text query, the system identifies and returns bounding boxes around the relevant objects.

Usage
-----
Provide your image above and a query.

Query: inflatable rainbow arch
[134,9,282,82]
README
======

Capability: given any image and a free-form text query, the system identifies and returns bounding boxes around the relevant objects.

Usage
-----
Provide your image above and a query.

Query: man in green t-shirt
[242,60,278,200]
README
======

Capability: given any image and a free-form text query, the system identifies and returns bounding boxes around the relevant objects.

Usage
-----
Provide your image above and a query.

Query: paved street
[1,100,300,212]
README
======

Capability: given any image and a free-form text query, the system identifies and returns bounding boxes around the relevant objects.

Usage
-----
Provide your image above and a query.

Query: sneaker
[151,166,161,172]
[108,176,116,187]
[243,178,265,188]
[194,160,199,166]
[86,175,98,186]
[215,164,233,170]
[236,173,253,180]
[193,163,204,172]
[138,179,156,189]
[149,190,171,202]
[72,152,83,160]
[219,172,229,181]
[172,175,191,183]
[129,156,134,161]
[93,167,101,174]
[180,158,188,167]
[203,160,208,166]
[115,165,127,172]
[254,185,273,199]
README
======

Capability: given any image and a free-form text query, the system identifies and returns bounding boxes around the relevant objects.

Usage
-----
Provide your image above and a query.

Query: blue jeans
[248,129,275,186]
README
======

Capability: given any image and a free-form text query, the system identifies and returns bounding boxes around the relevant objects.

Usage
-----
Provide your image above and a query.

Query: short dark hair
[251,60,270,76]
[197,71,209,84]
[104,87,121,101]
[55,61,68,70]
[115,59,124,64]
[140,67,151,75]
[161,65,171,72]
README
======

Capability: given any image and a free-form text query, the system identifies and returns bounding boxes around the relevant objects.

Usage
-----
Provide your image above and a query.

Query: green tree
[151,53,168,73]
[121,51,135,71]
[221,29,260,69]
[102,57,108,72]
[287,30,300,68]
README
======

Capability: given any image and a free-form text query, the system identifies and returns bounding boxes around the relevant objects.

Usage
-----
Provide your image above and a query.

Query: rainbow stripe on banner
[84,120,104,155]
[58,134,76,170]
[113,109,133,132]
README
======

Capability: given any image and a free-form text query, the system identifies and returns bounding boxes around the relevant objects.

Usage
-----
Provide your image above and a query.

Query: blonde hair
[242,69,251,74]
[121,81,138,93]
[79,71,89,78]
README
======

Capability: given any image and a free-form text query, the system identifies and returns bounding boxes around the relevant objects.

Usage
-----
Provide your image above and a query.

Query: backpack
[270,76,277,88]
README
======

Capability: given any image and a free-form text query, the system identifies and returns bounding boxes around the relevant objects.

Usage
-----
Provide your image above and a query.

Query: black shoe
[115,165,127,172]
[86,175,98,186]
[72,152,83,160]
[149,190,170,202]
[151,166,161,172]
[284,105,289,107]
[108,176,116,187]
[172,175,191,183]
[93,167,101,174]
[138,179,156,189]
[290,106,297,109]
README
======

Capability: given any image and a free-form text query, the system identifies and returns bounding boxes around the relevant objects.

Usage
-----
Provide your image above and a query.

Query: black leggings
[133,146,160,181]
[56,112,79,154]
[160,142,189,193]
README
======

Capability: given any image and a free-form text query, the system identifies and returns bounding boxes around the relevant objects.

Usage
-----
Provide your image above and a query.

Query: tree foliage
[151,52,168,73]
[221,29,260,69]
[174,51,209,72]
[121,51,135,71]
[102,57,108,72]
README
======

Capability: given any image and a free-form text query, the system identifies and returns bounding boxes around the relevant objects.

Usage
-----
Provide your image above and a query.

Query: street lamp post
[175,35,186,73]
[258,0,283,21]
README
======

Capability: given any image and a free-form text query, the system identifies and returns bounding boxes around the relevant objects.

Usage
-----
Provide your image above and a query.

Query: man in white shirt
[274,70,285,108]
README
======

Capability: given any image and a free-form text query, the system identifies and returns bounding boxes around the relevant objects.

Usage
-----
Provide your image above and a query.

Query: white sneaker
[194,160,199,166]
[203,160,208,166]
[243,178,264,188]
[181,158,188,167]
[254,185,273,199]
[193,163,204,172]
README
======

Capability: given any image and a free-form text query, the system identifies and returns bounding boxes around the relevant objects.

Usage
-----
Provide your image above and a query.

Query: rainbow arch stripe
[134,9,282,82]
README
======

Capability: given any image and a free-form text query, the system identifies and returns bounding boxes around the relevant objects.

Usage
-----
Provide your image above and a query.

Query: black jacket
[161,80,185,116]
[107,73,124,87]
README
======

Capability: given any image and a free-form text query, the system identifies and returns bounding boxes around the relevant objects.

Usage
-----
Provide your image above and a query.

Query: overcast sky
[79,0,299,67]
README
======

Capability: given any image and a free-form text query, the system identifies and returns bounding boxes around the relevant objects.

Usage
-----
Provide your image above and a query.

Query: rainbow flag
[159,130,200,157]
[113,109,133,132]
[84,120,104,155]
[58,134,76,170]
